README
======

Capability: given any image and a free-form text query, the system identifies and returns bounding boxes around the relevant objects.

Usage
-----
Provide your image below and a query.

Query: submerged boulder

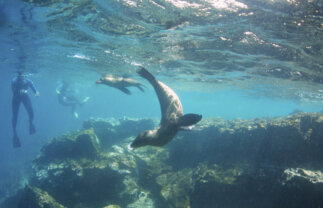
[283,168,323,184]
[2,113,323,208]
[34,128,100,165]
[279,168,323,207]
[17,185,66,208]
[168,112,323,169]
[83,117,155,148]
[30,128,149,207]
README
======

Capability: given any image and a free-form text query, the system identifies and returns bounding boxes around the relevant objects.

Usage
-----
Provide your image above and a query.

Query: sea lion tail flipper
[137,84,145,92]
[120,87,132,95]
[137,67,155,81]
[178,114,202,127]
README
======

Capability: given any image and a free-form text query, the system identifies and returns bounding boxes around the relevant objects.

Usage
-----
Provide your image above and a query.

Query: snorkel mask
[17,71,27,81]
[17,71,26,77]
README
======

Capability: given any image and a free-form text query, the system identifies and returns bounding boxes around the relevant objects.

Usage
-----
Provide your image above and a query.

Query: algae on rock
[2,113,323,208]
[18,185,66,208]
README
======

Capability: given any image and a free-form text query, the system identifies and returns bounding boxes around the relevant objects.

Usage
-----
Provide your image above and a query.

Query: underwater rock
[83,117,155,148]
[190,163,253,208]
[0,186,66,208]
[32,163,126,207]
[21,0,61,6]
[103,205,121,208]
[18,185,66,208]
[190,164,323,208]
[34,128,100,165]
[156,169,194,208]
[126,191,155,208]
[2,113,323,208]
[168,112,323,169]
[168,113,323,207]
[281,168,323,207]
[30,127,148,207]
[283,168,323,184]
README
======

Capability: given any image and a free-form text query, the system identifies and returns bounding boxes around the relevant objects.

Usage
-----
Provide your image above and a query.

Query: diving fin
[83,96,90,103]
[29,123,36,135]
[13,134,21,148]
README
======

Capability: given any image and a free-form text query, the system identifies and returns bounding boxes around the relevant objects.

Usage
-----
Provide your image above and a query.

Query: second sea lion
[96,74,144,95]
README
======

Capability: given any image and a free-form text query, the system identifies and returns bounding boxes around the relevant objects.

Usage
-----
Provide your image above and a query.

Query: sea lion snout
[96,79,102,84]
[130,130,153,149]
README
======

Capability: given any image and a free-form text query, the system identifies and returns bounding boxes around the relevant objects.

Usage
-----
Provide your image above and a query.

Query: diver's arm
[27,79,40,96]
[11,78,20,94]
[56,83,63,94]
[11,78,16,93]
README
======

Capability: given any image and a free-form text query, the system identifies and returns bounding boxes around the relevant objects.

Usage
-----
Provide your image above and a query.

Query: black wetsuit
[11,76,37,147]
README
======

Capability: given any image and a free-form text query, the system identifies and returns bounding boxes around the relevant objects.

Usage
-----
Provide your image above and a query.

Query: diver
[56,81,90,118]
[11,71,40,148]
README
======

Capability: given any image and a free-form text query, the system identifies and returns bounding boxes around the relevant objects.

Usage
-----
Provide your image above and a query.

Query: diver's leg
[69,95,83,106]
[22,95,36,135]
[12,96,21,147]
[82,96,90,103]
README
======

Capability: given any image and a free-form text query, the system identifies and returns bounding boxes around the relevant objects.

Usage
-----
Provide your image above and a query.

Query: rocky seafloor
[1,113,323,208]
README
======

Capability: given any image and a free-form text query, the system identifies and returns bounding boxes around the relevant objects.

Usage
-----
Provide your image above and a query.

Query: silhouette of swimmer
[11,72,40,148]
[56,81,90,118]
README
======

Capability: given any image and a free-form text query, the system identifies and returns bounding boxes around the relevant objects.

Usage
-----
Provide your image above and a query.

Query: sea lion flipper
[137,67,156,81]
[137,84,145,92]
[119,87,132,95]
[178,114,202,127]
[137,67,161,94]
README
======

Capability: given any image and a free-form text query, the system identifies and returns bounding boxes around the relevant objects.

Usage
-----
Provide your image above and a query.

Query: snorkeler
[56,81,90,118]
[11,71,40,148]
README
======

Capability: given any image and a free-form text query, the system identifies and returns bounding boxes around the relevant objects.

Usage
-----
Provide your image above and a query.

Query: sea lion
[129,67,202,149]
[96,74,144,95]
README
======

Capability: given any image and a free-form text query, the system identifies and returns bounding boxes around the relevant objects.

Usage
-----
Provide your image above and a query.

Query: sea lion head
[96,75,115,85]
[129,130,155,149]
[96,78,103,84]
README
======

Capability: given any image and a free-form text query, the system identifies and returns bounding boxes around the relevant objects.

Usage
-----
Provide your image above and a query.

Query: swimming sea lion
[96,74,144,95]
[129,67,202,149]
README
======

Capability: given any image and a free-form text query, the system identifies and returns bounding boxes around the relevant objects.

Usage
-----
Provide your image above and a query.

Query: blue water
[0,68,320,200]
[0,0,322,202]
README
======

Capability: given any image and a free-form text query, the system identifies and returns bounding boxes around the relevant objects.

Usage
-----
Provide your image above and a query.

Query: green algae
[18,185,66,208]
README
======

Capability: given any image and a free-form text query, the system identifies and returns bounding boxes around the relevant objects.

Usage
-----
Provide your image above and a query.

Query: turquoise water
[0,0,322,204]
